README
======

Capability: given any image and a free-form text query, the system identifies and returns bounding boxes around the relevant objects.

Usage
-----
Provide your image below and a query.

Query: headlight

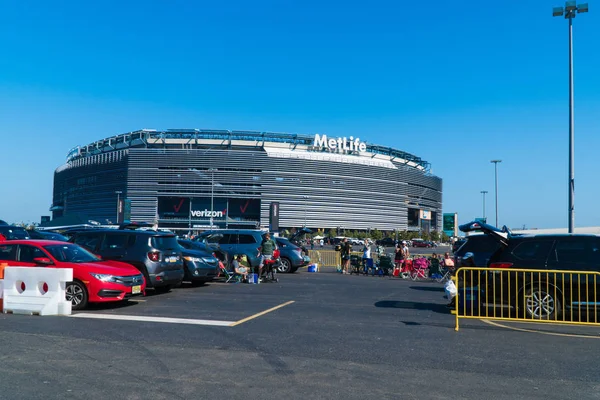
[90,273,115,282]
[184,256,202,262]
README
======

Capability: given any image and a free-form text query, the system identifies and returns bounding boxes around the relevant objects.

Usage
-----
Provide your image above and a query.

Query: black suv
[460,220,600,319]
[69,229,184,291]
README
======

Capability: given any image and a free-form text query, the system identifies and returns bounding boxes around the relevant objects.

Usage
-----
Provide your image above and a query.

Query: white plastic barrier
[2,267,72,316]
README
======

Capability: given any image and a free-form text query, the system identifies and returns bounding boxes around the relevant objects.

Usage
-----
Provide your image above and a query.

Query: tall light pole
[480,190,488,222]
[490,160,502,227]
[115,191,122,224]
[553,2,588,233]
[208,168,217,228]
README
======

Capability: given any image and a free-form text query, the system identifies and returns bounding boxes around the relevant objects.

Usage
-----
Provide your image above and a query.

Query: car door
[11,244,49,267]
[0,243,18,263]
[546,237,600,310]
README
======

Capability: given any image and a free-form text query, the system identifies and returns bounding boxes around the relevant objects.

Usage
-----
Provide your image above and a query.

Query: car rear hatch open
[459,221,511,247]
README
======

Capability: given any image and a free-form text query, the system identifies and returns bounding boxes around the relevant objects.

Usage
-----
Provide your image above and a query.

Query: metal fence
[453,267,600,331]
[307,250,386,268]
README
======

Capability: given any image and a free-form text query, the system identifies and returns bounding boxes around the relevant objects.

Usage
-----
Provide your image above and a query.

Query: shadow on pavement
[375,300,448,314]
[409,286,445,292]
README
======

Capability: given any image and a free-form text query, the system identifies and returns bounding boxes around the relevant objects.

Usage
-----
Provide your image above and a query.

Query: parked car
[0,225,30,240]
[376,238,396,247]
[69,229,184,292]
[177,239,219,285]
[460,220,600,319]
[286,227,312,255]
[195,229,273,269]
[27,230,69,241]
[411,239,431,248]
[0,239,145,310]
[274,237,310,273]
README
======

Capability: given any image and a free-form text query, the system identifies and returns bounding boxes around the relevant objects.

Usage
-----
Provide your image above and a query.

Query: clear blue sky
[1,0,598,229]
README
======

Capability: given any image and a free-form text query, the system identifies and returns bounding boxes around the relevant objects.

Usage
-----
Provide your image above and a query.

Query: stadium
[50,129,443,233]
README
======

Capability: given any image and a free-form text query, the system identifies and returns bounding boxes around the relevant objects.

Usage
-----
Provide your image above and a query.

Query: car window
[459,235,501,253]
[18,245,47,263]
[44,244,100,263]
[0,244,17,261]
[151,235,179,250]
[554,239,599,265]
[101,234,131,250]
[73,233,101,251]
[511,240,553,261]
[238,234,257,244]
[178,240,191,249]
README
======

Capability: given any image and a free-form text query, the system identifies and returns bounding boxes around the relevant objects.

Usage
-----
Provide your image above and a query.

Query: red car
[0,239,146,310]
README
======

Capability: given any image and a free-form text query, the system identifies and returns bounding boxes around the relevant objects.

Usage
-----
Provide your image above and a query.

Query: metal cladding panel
[122,148,442,230]
[53,142,442,231]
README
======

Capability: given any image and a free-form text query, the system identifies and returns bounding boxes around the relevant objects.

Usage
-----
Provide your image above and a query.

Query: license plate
[166,256,177,263]
[132,285,141,294]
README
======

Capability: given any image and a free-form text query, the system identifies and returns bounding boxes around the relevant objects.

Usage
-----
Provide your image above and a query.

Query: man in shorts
[258,232,277,278]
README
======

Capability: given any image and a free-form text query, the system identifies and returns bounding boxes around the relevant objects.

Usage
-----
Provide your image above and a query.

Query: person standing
[319,238,324,248]
[362,239,371,273]
[258,232,277,279]
[341,238,351,274]
[402,241,410,259]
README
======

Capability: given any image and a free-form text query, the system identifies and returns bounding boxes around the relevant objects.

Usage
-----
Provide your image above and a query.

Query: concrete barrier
[2,267,72,316]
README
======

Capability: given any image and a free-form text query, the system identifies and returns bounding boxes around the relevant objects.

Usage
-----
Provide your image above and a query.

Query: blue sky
[0,0,598,229]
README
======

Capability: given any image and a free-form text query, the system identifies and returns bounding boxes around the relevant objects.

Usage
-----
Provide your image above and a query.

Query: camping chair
[219,260,244,283]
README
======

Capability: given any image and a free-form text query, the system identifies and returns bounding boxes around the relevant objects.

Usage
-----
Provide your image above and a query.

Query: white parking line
[70,313,234,326]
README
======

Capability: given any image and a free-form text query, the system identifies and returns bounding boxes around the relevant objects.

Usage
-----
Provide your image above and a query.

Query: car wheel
[277,258,292,273]
[66,280,88,310]
[525,286,560,320]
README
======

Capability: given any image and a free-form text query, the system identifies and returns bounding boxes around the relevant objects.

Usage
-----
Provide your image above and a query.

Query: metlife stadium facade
[51,129,442,233]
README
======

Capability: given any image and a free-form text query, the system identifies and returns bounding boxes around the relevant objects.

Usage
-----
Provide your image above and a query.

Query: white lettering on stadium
[313,134,367,153]
[190,209,224,218]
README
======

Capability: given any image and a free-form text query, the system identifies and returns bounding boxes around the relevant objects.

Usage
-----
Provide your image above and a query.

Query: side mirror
[33,257,54,265]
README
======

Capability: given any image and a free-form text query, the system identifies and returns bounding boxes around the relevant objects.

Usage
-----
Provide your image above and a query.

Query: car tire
[524,285,560,320]
[277,258,292,273]
[66,280,88,310]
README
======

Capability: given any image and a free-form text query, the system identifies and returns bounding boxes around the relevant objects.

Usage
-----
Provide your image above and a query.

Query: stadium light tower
[490,160,502,227]
[553,1,588,233]
[480,190,488,221]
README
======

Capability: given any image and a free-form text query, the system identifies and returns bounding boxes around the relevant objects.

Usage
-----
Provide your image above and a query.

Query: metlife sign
[313,134,367,153]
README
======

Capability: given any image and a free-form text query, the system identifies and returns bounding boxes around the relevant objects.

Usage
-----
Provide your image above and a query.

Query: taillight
[490,262,513,269]
[148,251,160,262]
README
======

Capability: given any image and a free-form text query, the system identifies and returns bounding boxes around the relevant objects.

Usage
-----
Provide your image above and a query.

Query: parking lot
[1,270,599,400]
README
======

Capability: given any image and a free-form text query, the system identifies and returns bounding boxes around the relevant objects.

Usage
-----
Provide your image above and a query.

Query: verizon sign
[190,209,225,218]
[313,134,367,153]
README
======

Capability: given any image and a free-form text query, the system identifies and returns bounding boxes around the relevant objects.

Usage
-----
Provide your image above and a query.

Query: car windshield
[151,235,178,250]
[43,244,100,263]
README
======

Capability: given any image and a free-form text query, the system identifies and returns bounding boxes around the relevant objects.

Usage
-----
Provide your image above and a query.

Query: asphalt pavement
[0,269,598,399]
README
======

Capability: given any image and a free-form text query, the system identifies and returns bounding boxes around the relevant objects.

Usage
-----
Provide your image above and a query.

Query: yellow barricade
[307,250,381,268]
[453,267,600,331]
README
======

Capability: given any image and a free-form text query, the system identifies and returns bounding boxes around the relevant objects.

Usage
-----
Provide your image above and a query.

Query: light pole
[115,191,122,224]
[302,196,308,227]
[480,190,488,222]
[490,160,502,227]
[208,168,217,228]
[553,1,588,233]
